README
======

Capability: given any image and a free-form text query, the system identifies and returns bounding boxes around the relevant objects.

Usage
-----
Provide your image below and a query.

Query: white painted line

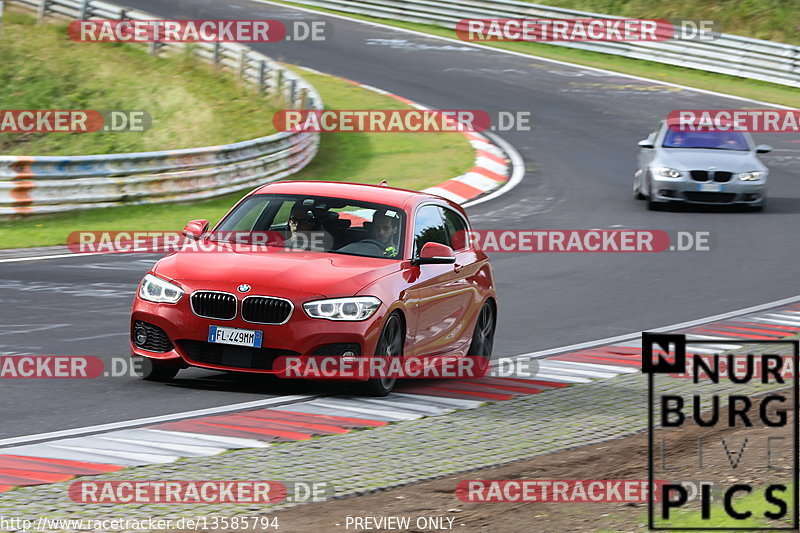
[96,436,225,456]
[525,372,592,384]
[340,396,451,416]
[0,445,143,466]
[144,429,269,449]
[389,392,484,409]
[0,395,317,448]
[538,359,637,374]
[53,444,178,464]
[308,399,421,421]
[762,313,800,325]
[746,317,800,327]
[537,361,620,379]
[0,252,105,264]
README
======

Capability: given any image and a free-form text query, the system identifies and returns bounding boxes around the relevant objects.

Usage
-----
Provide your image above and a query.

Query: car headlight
[652,167,683,179]
[738,171,766,182]
[139,274,184,304]
[303,297,381,321]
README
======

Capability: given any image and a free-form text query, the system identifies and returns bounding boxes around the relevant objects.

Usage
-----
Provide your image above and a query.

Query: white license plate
[699,183,722,192]
[208,326,263,348]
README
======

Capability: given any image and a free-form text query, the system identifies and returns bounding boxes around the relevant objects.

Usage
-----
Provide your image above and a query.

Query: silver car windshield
[662,130,749,151]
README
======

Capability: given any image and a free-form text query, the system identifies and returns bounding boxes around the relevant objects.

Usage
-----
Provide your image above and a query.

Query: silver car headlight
[737,171,766,182]
[652,167,684,179]
[139,274,184,304]
[303,296,381,321]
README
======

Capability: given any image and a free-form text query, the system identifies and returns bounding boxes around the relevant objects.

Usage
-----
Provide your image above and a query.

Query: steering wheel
[359,239,387,250]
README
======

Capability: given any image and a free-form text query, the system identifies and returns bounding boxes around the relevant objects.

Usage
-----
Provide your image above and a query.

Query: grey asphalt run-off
[0,341,793,532]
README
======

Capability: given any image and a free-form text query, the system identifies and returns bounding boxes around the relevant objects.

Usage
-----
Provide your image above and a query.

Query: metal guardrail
[1,0,323,216]
[289,0,800,88]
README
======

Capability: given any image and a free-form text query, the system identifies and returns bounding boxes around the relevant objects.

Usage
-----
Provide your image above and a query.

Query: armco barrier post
[239,49,248,80]
[78,0,90,19]
[36,0,48,20]
[213,42,221,64]
[259,60,268,94]
[289,79,297,108]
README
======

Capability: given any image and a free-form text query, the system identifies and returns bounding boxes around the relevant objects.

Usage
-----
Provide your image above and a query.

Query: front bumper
[651,176,765,205]
[130,296,385,379]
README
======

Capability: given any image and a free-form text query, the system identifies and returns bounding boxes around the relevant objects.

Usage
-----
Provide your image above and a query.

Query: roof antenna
[379,180,388,187]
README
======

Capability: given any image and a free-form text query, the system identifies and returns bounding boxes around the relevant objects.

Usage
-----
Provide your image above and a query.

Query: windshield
[213,194,405,259]
[662,129,749,151]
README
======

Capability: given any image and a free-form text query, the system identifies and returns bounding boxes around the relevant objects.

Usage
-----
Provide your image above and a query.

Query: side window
[441,208,469,250]
[413,205,448,257]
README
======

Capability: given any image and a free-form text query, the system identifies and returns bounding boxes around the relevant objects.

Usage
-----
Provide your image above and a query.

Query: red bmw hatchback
[130,181,497,395]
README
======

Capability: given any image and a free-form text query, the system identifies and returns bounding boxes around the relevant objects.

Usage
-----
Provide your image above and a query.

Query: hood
[655,148,767,173]
[153,247,402,300]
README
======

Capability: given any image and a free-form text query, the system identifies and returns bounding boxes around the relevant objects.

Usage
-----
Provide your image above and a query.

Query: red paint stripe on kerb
[464,132,485,142]
[0,468,74,484]
[263,410,387,427]
[438,179,484,199]
[698,325,787,337]
[0,455,122,475]
[153,422,284,441]
[478,377,544,391]
[0,472,59,485]
[476,149,507,165]
[192,421,313,441]
[500,378,570,389]
[400,383,514,401]
[236,413,352,433]
[0,485,12,493]
[470,165,507,183]
[225,414,348,435]
[464,378,542,394]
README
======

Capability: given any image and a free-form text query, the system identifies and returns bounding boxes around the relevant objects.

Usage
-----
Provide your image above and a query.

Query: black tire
[134,355,179,382]
[468,302,496,361]
[355,313,404,396]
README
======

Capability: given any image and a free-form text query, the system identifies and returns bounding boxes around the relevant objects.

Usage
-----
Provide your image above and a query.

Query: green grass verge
[273,1,800,109]
[0,67,474,248]
[0,10,281,155]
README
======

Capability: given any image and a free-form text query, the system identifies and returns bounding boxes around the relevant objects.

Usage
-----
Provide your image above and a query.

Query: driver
[284,204,332,252]
[370,211,401,257]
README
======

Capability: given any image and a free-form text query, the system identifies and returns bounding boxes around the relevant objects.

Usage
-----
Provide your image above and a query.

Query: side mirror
[756,144,772,154]
[413,242,456,265]
[182,219,209,240]
[638,139,655,149]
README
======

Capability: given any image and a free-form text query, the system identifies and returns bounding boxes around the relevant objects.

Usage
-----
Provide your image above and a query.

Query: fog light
[134,328,148,347]
[342,350,357,362]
